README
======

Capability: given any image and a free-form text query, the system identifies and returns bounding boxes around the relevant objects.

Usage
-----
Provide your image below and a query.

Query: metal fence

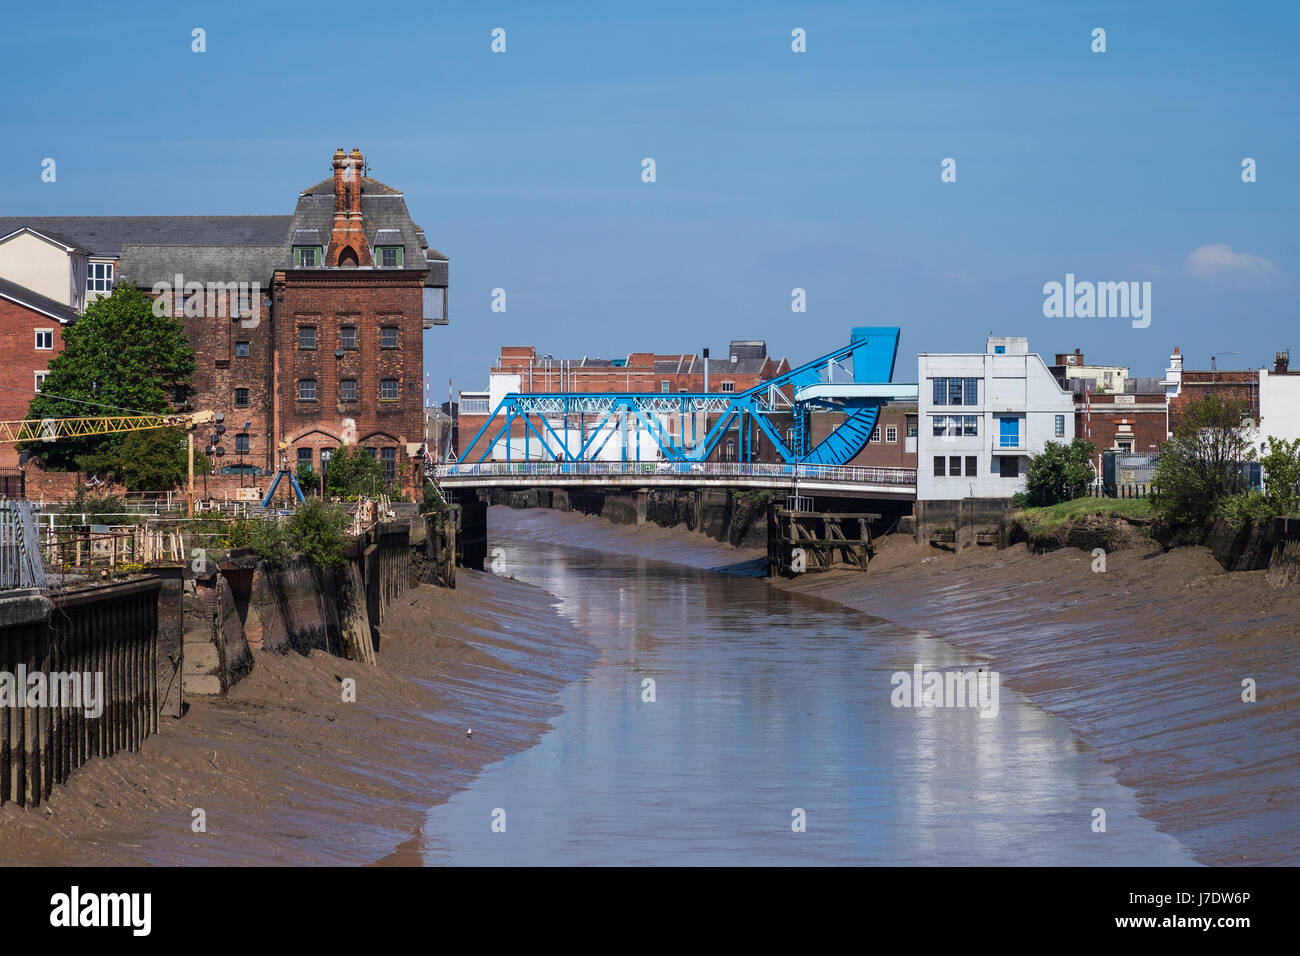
[435,460,918,486]
[0,500,47,589]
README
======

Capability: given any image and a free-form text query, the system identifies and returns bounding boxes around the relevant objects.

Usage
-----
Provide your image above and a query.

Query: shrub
[287,500,350,569]
[422,481,448,514]
[1215,491,1276,525]
[1024,439,1095,507]
[1261,436,1300,516]
[324,442,386,498]
[1152,395,1255,538]
[61,490,133,526]
[229,518,292,568]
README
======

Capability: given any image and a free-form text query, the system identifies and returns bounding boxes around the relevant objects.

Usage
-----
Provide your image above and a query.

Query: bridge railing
[435,461,917,486]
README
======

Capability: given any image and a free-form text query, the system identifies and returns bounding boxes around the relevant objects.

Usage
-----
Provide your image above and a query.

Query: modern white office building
[917,336,1076,500]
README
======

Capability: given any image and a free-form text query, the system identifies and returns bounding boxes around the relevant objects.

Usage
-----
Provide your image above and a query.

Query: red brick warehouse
[0,148,450,499]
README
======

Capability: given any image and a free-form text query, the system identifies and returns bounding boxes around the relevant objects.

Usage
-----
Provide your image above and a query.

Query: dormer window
[87,261,114,294]
[378,246,402,268]
[294,246,320,268]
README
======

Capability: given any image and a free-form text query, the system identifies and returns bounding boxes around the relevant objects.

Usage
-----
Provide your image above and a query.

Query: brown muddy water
[416,508,1201,865]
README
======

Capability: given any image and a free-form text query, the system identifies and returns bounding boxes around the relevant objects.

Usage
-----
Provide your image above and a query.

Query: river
[419,513,1197,865]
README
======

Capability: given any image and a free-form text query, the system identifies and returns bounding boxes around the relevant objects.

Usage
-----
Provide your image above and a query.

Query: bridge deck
[434,462,917,499]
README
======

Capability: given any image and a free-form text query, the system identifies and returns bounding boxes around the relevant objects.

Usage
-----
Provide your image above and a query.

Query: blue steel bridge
[435,327,919,499]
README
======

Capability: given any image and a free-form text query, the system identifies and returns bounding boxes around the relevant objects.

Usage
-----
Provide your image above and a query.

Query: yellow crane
[0,410,224,517]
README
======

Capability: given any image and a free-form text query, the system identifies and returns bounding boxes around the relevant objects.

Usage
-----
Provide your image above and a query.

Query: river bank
[0,572,595,866]
[498,505,1300,866]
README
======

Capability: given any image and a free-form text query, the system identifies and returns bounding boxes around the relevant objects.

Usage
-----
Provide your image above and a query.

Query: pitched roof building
[0,148,448,498]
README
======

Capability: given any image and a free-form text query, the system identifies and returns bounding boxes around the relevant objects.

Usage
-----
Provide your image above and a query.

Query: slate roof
[283,176,447,287]
[0,276,79,323]
[0,172,448,290]
[117,245,287,287]
[728,340,767,361]
[0,216,291,258]
[707,357,770,376]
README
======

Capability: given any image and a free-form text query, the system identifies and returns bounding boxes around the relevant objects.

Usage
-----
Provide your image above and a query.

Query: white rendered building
[917,337,1076,500]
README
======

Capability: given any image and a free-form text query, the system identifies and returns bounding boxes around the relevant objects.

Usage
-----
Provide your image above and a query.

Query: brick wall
[165,289,276,476]
[1169,371,1259,434]
[275,270,426,497]
[1076,394,1167,454]
[0,297,66,468]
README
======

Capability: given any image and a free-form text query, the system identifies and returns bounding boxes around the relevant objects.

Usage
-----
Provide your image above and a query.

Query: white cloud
[1185,243,1280,279]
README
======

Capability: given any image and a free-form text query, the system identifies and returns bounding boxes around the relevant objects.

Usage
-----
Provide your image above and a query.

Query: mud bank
[493,507,1300,866]
[0,572,594,866]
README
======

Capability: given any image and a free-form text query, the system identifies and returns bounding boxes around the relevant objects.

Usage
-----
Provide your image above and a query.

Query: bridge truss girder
[459,329,906,466]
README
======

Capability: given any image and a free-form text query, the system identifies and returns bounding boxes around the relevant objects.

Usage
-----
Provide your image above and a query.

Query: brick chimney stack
[1276,350,1290,374]
[325,146,373,268]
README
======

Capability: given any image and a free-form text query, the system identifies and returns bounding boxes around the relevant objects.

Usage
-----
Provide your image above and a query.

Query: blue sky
[4,1,1296,391]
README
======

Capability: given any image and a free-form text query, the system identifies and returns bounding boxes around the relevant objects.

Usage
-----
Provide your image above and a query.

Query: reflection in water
[422,537,1197,865]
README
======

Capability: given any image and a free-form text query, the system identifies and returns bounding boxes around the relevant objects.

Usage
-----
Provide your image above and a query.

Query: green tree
[323,442,385,498]
[287,500,351,569]
[77,427,211,491]
[1260,435,1300,515]
[1024,439,1096,507]
[23,282,198,470]
[1152,395,1255,536]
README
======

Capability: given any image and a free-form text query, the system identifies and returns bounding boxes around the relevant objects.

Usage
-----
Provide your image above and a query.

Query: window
[931,377,978,406]
[364,447,378,460]
[298,326,317,350]
[869,427,881,443]
[999,456,1020,479]
[34,330,53,350]
[340,326,357,350]
[1055,414,1066,438]
[380,378,399,401]
[298,379,317,402]
[380,326,399,349]
[661,381,670,393]
[234,388,249,407]
[949,456,961,476]
[235,341,250,357]
[297,447,314,471]
[87,261,114,293]
[994,345,1006,354]
[885,426,898,443]
[379,247,402,268]
[381,447,397,482]
[965,456,977,477]
[720,382,735,392]
[930,415,978,437]
[235,434,250,454]
[1118,439,1133,453]
[294,246,319,268]
[933,456,946,476]
[906,418,918,439]
[34,372,48,392]
[340,379,357,402]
